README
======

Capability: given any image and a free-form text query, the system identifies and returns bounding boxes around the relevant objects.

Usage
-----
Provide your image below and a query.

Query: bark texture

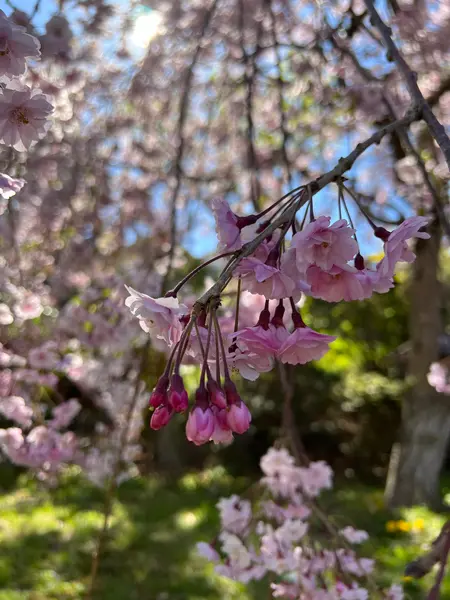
[385,218,448,509]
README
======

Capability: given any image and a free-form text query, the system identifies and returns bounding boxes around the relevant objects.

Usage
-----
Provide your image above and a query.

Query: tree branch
[195,106,421,309]
[363,0,450,172]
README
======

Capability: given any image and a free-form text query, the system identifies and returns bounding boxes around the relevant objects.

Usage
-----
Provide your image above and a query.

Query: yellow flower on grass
[386,520,398,532]
[397,520,411,532]
[412,518,425,532]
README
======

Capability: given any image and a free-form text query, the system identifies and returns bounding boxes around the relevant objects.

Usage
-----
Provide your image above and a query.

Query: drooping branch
[195,105,421,309]
[363,0,450,172]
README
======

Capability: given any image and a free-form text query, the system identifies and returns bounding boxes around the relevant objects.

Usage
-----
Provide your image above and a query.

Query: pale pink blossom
[377,216,430,278]
[13,294,43,320]
[385,584,404,600]
[306,264,372,302]
[0,173,25,199]
[0,10,40,76]
[278,327,336,365]
[210,407,234,444]
[40,15,72,58]
[125,285,186,346]
[291,216,358,271]
[428,362,450,394]
[0,396,32,427]
[236,257,296,299]
[28,346,60,370]
[340,526,369,544]
[217,495,252,534]
[196,542,220,562]
[228,348,273,381]
[297,461,333,496]
[186,403,214,445]
[233,324,289,356]
[0,303,13,324]
[49,399,81,430]
[212,197,242,251]
[0,83,53,151]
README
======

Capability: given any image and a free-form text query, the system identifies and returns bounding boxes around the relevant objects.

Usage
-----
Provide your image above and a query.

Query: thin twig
[161,0,218,291]
[363,0,450,172]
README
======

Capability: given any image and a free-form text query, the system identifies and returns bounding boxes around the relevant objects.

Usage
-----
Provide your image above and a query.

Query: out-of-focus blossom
[0,9,40,76]
[0,173,25,199]
[0,303,14,324]
[13,294,43,320]
[0,396,32,427]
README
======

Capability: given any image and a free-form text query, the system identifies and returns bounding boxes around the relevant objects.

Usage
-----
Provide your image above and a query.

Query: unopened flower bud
[168,374,189,413]
[150,404,173,430]
[373,226,390,242]
[149,374,169,408]
[186,388,214,445]
[227,400,251,434]
[207,379,227,409]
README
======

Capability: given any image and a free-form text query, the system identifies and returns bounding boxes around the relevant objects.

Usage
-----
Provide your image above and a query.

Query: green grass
[0,469,449,599]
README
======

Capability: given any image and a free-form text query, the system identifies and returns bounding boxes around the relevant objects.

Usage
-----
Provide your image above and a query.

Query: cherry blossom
[0,9,40,76]
[291,216,358,271]
[278,327,336,365]
[0,173,25,199]
[0,82,53,151]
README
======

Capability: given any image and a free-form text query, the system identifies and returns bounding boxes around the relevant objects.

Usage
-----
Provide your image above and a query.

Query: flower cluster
[197,447,404,600]
[126,186,429,447]
[0,10,53,152]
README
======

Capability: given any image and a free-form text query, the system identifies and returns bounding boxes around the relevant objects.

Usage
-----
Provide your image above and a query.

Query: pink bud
[168,374,189,413]
[186,404,214,445]
[150,404,173,430]
[210,408,233,444]
[227,400,251,434]
[207,379,227,409]
[149,375,169,408]
[223,378,242,405]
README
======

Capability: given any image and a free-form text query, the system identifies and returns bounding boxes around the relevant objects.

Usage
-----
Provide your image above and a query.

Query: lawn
[0,467,449,599]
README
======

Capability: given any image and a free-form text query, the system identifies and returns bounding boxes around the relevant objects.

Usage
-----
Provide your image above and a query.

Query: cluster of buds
[126,181,430,446]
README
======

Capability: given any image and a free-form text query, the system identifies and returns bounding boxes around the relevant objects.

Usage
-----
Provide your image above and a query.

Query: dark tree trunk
[385,218,449,509]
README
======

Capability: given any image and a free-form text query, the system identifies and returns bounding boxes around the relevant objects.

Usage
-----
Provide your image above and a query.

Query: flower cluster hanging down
[126,185,429,446]
[197,446,404,600]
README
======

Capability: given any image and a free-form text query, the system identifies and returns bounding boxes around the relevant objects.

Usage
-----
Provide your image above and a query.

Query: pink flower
[233,324,289,356]
[228,348,273,381]
[210,407,233,444]
[40,15,72,58]
[306,264,373,302]
[226,398,251,434]
[278,327,336,365]
[13,294,43,320]
[212,198,242,251]
[0,83,53,151]
[150,404,173,430]
[28,346,60,370]
[376,216,430,277]
[125,285,187,346]
[340,526,369,544]
[0,172,25,199]
[212,198,258,251]
[0,303,13,324]
[207,380,227,409]
[168,374,189,413]
[236,257,296,299]
[0,10,41,76]
[0,396,33,427]
[196,542,220,562]
[186,402,215,445]
[291,216,358,271]
[49,399,81,430]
